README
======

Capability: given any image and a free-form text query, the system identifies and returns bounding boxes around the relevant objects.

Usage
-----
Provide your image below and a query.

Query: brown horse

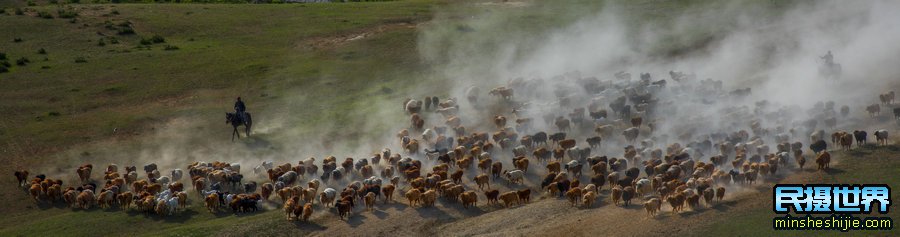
[226,112,252,141]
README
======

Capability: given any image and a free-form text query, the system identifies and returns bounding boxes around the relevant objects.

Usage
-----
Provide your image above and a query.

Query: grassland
[2,0,892,236]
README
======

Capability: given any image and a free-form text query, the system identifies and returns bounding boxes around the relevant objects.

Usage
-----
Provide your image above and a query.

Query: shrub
[111,10,119,15]
[109,37,119,44]
[119,24,134,35]
[0,61,10,67]
[13,37,23,42]
[49,0,58,3]
[150,34,165,43]
[57,8,77,18]
[48,112,61,117]
[139,38,152,45]
[27,1,36,6]
[164,45,179,50]
[0,52,6,60]
[98,38,106,46]
[16,57,30,66]
[69,0,80,3]
[0,65,7,73]
[38,48,47,54]
[74,57,87,63]
[38,11,53,19]
[41,65,50,69]
[15,8,23,15]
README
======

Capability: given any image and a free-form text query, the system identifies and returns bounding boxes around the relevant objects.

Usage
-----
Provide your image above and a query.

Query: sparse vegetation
[57,8,78,19]
[37,11,53,19]
[150,34,165,43]
[15,57,30,66]
[117,24,135,35]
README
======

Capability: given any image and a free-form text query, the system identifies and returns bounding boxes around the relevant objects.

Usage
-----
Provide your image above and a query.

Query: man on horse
[821,50,834,66]
[234,97,247,122]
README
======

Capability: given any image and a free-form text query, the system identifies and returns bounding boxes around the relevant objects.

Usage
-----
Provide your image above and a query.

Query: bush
[109,37,119,44]
[16,57,30,66]
[38,11,53,19]
[41,65,50,69]
[98,38,106,46]
[13,38,23,43]
[150,34,165,43]
[38,48,47,54]
[0,52,6,60]
[139,38,152,45]
[0,65,8,73]
[49,0,58,3]
[111,10,119,15]
[74,57,87,63]
[164,45,179,50]
[48,112,61,117]
[57,9,77,18]
[27,1,36,6]
[0,61,10,67]
[69,0,80,3]
[15,8,23,15]
[117,26,135,35]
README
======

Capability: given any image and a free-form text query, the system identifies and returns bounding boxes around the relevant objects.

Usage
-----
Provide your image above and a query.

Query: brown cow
[485,189,500,206]
[631,117,643,128]
[499,191,518,207]
[14,170,29,187]
[461,191,478,209]
[816,151,831,171]
[559,139,576,150]
[546,161,561,174]
[382,184,395,204]
[494,115,507,129]
[517,189,531,204]
[474,174,490,190]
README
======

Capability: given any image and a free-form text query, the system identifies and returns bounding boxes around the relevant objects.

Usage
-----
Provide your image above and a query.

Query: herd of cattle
[12,71,897,223]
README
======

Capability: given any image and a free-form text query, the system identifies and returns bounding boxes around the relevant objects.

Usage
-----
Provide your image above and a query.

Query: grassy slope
[0,2,433,159]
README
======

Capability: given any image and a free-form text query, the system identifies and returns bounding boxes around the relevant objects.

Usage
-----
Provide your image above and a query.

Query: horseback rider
[234,97,247,122]
[821,50,834,65]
